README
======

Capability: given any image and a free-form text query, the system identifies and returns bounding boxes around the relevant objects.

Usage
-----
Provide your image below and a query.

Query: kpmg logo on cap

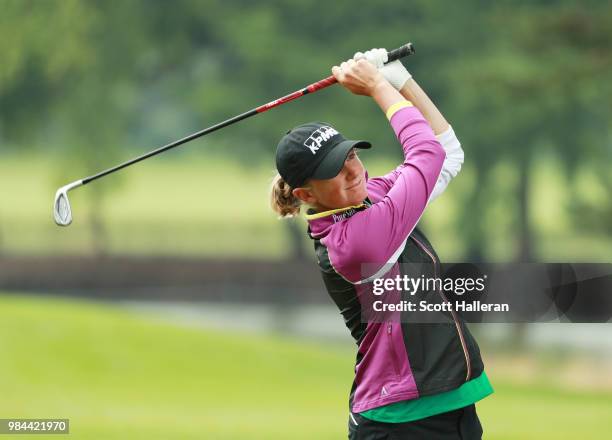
[303,126,339,154]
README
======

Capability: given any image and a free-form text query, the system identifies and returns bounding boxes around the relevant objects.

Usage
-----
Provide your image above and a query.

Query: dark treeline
[1,0,610,260]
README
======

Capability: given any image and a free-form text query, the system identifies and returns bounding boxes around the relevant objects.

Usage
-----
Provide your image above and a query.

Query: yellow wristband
[386,100,413,120]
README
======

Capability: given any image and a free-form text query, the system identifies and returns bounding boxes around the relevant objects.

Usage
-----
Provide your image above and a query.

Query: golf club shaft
[82,42,415,185]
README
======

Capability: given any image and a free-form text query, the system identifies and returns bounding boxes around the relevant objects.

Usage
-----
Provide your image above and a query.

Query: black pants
[348,404,483,440]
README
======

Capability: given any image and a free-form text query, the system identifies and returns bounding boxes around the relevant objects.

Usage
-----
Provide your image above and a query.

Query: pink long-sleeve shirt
[307,102,446,284]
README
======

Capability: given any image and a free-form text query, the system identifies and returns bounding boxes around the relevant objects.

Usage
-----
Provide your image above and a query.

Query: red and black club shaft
[81,43,415,186]
[255,43,414,113]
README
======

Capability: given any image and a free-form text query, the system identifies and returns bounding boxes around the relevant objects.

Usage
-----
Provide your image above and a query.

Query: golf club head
[53,180,83,226]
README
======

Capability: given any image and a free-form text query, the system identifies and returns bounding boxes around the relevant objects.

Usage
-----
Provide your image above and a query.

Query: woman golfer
[271,49,492,439]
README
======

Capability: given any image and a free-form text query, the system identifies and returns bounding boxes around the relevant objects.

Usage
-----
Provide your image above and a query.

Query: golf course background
[2,0,610,264]
[2,294,611,440]
[1,152,610,261]
[1,0,611,438]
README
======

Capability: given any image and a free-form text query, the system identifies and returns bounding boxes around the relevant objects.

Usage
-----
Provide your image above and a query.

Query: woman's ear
[292,187,317,205]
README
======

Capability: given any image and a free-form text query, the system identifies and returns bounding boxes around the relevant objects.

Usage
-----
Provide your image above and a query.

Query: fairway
[2,154,610,261]
[1,294,610,439]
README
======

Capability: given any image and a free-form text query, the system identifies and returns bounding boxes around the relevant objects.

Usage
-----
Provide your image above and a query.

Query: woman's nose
[344,160,360,177]
[341,164,354,179]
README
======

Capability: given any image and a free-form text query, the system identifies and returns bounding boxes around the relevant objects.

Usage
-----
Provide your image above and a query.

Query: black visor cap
[308,139,371,182]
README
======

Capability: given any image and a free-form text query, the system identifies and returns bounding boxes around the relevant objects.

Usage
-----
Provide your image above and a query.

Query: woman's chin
[351,188,368,205]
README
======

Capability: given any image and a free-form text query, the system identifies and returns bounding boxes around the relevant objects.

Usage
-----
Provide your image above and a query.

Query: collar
[306,199,372,240]
[305,203,367,221]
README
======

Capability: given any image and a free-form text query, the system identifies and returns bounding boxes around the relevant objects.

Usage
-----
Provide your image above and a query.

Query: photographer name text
[371,275,509,313]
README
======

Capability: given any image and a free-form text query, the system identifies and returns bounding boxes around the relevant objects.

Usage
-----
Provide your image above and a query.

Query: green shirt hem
[359,371,493,423]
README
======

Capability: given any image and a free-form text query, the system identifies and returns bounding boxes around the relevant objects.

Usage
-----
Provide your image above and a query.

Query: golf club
[53,42,415,226]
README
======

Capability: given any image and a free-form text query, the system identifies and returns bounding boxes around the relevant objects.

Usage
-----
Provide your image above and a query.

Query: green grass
[478,381,612,440]
[0,293,354,439]
[0,152,608,260]
[1,294,611,439]
[0,154,292,258]
[1,152,611,260]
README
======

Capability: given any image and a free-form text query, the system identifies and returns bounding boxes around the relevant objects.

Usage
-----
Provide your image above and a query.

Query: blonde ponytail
[270,174,302,218]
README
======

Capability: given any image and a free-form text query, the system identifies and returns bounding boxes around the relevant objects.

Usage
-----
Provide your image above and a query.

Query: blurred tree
[439,0,612,348]
[0,0,609,260]
[440,0,612,261]
[2,0,151,252]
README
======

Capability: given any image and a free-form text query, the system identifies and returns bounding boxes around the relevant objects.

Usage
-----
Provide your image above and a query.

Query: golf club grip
[386,42,415,63]
[307,42,415,94]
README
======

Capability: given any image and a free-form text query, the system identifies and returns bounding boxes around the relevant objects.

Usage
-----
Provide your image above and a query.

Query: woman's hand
[331,59,389,96]
[353,48,412,91]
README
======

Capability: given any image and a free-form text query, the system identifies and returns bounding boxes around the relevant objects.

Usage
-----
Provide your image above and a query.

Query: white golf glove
[353,47,412,91]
